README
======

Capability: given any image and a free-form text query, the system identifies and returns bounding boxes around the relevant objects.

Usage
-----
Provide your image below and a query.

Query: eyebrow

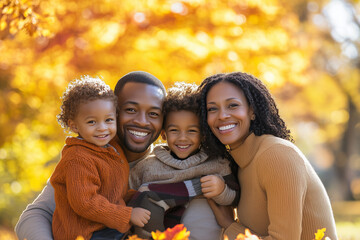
[207,97,239,105]
[122,101,162,110]
[84,112,115,119]
[166,124,200,128]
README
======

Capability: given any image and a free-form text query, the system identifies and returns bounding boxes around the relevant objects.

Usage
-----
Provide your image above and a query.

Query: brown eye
[207,107,217,112]
[125,108,136,113]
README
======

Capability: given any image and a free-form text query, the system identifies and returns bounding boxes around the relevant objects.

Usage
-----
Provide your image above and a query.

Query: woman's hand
[207,199,235,229]
[130,207,151,227]
[200,175,225,198]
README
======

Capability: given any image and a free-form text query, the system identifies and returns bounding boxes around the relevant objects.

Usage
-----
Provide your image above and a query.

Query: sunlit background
[1,0,360,239]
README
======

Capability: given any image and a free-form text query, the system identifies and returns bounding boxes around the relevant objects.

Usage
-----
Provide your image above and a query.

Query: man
[15,71,166,240]
[15,71,226,240]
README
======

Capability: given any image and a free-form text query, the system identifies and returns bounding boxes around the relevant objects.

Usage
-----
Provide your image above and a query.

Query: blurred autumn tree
[1,0,359,228]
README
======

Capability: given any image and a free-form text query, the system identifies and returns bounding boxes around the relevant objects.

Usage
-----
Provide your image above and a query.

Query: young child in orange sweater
[50,76,150,240]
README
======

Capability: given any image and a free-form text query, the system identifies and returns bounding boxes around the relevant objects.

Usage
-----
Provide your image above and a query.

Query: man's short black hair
[114,71,166,97]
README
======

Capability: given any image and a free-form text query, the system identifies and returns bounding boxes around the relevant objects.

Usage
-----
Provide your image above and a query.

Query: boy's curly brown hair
[162,82,199,126]
[57,76,117,132]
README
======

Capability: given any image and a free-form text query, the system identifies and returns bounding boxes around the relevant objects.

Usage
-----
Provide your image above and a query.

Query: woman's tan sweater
[223,133,337,240]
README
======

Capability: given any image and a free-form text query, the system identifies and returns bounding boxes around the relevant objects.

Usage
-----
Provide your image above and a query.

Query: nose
[178,131,187,140]
[133,111,150,127]
[97,122,108,131]
[219,107,230,120]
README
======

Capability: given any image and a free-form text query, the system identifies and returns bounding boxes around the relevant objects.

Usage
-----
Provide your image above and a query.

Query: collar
[153,144,208,170]
[65,136,123,155]
[229,133,262,169]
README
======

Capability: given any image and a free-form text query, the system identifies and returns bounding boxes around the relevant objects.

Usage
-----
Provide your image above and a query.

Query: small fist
[130,207,151,227]
[200,175,225,198]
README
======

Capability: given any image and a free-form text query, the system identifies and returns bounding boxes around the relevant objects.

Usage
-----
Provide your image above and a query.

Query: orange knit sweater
[50,137,132,240]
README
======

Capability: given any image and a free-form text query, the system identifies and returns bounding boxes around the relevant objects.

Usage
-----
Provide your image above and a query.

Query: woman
[198,72,338,240]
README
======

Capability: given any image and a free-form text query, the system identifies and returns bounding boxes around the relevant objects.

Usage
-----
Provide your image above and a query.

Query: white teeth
[219,124,236,131]
[129,130,148,137]
[97,135,108,138]
[177,145,190,149]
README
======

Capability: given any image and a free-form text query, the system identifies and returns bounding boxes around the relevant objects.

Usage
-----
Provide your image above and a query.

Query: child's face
[162,110,201,159]
[68,99,117,147]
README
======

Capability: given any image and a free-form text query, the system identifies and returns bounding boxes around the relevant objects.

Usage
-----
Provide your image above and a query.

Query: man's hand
[207,199,235,229]
[130,207,151,227]
[200,175,225,198]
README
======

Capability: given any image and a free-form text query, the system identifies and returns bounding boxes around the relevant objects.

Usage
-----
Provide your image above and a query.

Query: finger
[200,175,212,182]
[203,192,211,198]
[201,181,213,188]
[143,218,149,224]
[203,192,216,198]
[201,186,212,193]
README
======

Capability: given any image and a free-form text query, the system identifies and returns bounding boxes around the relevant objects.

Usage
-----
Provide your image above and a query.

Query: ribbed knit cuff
[212,185,236,205]
[184,178,202,197]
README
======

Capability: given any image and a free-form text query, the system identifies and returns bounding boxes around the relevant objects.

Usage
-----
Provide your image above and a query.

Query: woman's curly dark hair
[198,72,293,160]
[162,82,199,126]
[57,76,118,132]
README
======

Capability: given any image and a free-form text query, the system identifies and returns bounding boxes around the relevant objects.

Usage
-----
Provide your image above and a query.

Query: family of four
[15,71,338,240]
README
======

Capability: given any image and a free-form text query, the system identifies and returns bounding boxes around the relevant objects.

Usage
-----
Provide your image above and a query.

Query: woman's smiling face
[206,81,254,149]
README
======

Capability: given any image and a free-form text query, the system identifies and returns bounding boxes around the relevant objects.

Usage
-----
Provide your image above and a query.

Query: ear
[249,107,255,120]
[161,130,167,141]
[68,120,79,133]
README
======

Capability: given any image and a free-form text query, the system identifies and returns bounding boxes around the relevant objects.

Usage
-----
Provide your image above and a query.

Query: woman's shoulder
[255,134,306,169]
[256,135,299,155]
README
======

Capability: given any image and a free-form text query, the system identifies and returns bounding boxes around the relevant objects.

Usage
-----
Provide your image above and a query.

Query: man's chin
[124,141,151,153]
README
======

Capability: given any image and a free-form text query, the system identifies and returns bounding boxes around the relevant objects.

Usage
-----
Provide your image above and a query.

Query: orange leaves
[223,229,260,240]
[127,225,331,240]
[127,224,190,240]
[127,235,147,240]
[151,224,190,240]
[234,229,260,240]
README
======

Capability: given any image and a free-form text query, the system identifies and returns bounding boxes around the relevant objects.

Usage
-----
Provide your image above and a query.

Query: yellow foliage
[151,224,190,240]
[0,0,359,230]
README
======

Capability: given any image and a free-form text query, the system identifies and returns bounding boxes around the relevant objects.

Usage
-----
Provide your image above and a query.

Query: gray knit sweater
[129,145,236,205]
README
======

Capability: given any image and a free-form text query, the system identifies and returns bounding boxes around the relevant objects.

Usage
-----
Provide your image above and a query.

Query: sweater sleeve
[15,180,55,240]
[65,160,132,233]
[212,184,236,206]
[212,173,240,206]
[255,145,307,240]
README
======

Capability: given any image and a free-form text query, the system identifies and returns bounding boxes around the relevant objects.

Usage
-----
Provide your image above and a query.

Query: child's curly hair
[163,82,199,125]
[57,76,118,132]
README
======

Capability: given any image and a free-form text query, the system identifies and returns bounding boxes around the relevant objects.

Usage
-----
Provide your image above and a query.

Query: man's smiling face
[117,82,165,154]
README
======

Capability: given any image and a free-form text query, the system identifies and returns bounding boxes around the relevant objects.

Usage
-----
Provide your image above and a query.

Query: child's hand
[130,207,151,227]
[200,175,225,198]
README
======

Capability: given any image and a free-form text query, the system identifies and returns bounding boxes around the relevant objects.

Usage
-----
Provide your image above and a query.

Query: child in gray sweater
[128,82,239,238]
